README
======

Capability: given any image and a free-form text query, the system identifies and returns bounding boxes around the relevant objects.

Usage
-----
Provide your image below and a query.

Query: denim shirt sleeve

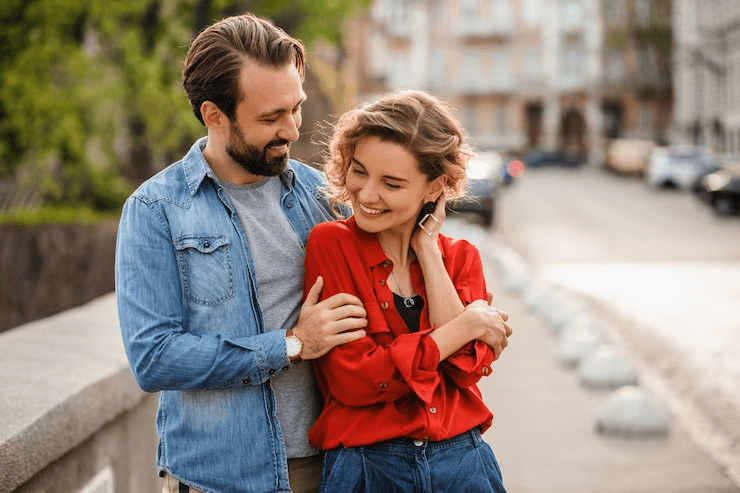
[115,196,288,393]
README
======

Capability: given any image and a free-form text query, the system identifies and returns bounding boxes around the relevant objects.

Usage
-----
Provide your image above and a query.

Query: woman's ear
[425,176,447,202]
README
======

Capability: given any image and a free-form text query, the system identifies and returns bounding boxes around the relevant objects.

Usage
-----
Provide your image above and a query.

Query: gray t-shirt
[218,175,321,459]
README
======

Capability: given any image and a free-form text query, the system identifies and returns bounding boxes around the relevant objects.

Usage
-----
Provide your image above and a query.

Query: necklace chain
[390,270,415,308]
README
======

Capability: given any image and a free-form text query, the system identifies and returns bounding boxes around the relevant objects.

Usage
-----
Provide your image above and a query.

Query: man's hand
[464,300,512,360]
[292,276,368,360]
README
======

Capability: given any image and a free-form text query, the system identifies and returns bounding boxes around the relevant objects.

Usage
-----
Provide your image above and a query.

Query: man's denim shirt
[115,138,338,493]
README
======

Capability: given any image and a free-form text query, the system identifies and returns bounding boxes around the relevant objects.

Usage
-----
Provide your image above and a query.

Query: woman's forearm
[415,241,464,328]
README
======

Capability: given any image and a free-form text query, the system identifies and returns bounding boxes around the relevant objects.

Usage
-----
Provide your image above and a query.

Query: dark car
[694,164,740,216]
[447,155,500,227]
[524,150,587,168]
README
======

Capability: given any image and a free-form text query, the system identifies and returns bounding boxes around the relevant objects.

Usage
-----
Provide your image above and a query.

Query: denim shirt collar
[182,136,297,196]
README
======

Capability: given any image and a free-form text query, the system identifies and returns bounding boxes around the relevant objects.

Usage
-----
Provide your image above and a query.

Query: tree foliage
[0,0,368,211]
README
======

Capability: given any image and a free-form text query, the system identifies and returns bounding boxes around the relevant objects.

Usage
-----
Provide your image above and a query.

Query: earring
[417,201,440,236]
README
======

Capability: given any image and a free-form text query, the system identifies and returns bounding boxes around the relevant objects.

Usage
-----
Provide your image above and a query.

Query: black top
[393,293,425,333]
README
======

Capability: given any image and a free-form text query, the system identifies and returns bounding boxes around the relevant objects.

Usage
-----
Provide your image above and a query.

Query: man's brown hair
[182,13,305,125]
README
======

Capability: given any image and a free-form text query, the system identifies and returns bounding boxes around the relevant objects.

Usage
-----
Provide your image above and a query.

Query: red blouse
[303,217,496,450]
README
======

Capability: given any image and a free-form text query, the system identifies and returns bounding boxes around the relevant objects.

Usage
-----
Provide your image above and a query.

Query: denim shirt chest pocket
[173,234,235,306]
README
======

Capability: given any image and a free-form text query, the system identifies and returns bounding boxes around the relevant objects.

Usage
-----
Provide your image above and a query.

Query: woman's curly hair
[323,90,473,211]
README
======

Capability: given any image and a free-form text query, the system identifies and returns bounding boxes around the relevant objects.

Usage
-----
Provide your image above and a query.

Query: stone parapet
[0,294,158,493]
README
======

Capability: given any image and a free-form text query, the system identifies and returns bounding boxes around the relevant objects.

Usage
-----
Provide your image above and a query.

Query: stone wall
[0,294,159,493]
[0,220,118,333]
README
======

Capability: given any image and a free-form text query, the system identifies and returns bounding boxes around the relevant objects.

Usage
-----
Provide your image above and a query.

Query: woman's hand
[411,192,446,256]
[462,300,512,360]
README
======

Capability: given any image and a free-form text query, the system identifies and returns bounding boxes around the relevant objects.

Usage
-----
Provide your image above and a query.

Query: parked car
[524,150,586,168]
[447,154,500,226]
[604,138,655,175]
[693,162,740,216]
[478,149,523,186]
[646,145,718,190]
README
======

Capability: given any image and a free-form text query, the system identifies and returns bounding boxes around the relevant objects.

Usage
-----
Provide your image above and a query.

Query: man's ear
[201,101,227,130]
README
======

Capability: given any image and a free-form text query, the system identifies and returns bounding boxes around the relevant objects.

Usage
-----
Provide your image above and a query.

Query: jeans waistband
[360,427,482,453]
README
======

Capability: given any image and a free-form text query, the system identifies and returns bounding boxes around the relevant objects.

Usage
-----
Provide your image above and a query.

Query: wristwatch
[285,329,303,363]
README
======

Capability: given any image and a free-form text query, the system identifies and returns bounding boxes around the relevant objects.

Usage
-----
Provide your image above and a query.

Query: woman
[303,90,510,493]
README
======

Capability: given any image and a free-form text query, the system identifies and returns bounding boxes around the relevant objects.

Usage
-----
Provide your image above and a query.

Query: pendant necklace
[390,270,415,308]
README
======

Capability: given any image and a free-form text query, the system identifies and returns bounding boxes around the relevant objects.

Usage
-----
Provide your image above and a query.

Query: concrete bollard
[558,323,602,369]
[580,344,639,389]
[596,385,670,437]
[542,297,584,333]
[522,281,553,313]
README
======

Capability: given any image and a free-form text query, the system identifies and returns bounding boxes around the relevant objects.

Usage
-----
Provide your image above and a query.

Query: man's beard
[226,120,290,177]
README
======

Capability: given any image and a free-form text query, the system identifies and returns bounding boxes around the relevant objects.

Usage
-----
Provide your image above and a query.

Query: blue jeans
[318,428,506,493]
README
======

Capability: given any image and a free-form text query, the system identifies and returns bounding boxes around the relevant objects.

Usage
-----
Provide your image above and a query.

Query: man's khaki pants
[161,454,322,493]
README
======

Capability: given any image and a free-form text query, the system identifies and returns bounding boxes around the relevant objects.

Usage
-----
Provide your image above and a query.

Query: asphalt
[474,241,740,493]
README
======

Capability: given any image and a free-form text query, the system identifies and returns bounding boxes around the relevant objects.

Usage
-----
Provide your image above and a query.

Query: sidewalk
[477,257,739,492]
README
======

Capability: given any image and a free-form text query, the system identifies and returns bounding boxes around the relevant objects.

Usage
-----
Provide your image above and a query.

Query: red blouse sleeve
[304,222,442,406]
[439,239,496,388]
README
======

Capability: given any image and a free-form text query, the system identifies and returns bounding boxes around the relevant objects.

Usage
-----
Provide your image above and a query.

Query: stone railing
[0,294,159,493]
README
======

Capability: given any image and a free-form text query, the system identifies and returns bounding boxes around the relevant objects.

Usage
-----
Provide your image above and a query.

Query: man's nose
[278,114,300,143]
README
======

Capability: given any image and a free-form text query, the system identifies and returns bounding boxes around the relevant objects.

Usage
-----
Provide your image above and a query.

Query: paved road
[456,164,740,489]
[442,209,740,492]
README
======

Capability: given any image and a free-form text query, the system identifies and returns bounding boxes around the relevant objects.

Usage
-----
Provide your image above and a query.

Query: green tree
[0,0,369,213]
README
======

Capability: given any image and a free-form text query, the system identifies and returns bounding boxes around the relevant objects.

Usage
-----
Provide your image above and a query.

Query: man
[115,14,368,493]
[116,13,511,493]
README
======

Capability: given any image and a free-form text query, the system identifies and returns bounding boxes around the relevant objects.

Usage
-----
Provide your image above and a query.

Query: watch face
[287,336,302,357]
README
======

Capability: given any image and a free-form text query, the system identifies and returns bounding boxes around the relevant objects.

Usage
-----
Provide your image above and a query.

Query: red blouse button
[381,301,389,309]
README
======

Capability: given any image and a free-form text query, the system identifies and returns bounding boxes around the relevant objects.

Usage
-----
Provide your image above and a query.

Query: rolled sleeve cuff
[389,331,440,404]
[232,329,289,384]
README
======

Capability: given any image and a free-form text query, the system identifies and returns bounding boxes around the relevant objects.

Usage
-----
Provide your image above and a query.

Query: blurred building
[673,0,740,154]
[341,0,678,161]
[344,0,604,158]
[601,0,672,145]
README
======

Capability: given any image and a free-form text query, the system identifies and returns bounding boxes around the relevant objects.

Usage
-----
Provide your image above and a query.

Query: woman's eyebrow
[352,157,409,183]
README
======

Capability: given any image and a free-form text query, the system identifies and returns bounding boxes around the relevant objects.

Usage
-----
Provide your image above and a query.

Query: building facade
[342,0,677,161]
[673,0,740,154]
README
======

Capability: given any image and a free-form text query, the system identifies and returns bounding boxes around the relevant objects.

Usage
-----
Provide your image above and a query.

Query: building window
[525,49,542,80]
[561,43,584,78]
[466,105,478,136]
[635,0,652,27]
[606,49,624,80]
[604,0,624,25]
[496,104,508,134]
[562,0,584,30]
[463,0,479,18]
[494,48,511,84]
[638,46,657,82]
[640,103,654,135]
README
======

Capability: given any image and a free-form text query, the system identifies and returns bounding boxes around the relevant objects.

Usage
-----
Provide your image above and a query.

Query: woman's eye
[385,182,401,189]
[350,166,366,175]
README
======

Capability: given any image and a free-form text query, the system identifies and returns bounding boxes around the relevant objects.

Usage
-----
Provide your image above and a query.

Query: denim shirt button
[269,369,276,375]
[204,241,210,248]
[242,378,250,385]
[286,201,293,208]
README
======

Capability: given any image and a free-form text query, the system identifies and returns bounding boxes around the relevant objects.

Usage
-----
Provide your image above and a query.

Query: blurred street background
[2,0,740,491]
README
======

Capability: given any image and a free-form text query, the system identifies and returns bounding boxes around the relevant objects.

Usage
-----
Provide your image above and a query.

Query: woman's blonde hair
[323,90,472,209]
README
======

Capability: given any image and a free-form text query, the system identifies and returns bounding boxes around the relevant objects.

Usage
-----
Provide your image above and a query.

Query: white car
[646,146,717,190]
